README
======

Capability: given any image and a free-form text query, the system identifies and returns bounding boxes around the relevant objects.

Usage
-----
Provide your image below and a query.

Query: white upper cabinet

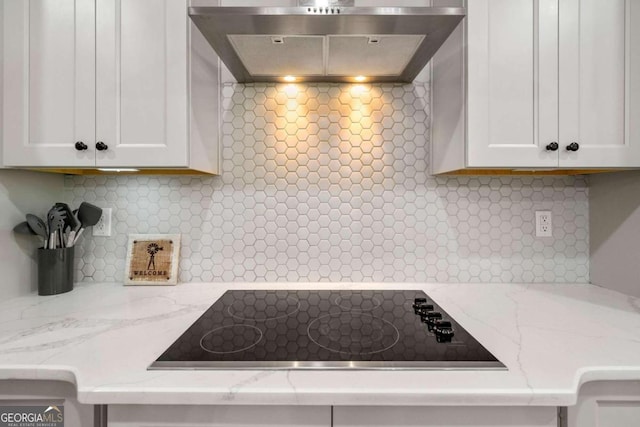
[431,0,640,173]
[466,0,559,169]
[3,0,220,173]
[559,0,640,167]
[3,0,96,167]
[95,0,189,168]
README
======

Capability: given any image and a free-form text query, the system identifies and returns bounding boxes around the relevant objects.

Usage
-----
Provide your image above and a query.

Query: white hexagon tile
[65,83,589,284]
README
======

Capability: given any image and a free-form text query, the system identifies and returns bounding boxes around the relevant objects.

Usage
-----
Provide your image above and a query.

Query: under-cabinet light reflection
[350,84,367,95]
[284,84,299,98]
[97,168,140,173]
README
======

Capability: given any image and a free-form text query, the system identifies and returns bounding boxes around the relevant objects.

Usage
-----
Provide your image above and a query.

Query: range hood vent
[189,2,465,83]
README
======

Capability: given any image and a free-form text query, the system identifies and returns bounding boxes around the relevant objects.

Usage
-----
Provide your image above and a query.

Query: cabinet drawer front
[333,406,557,427]
[107,405,330,427]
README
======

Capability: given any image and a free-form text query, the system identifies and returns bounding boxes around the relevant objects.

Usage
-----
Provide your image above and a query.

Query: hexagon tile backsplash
[66,83,589,283]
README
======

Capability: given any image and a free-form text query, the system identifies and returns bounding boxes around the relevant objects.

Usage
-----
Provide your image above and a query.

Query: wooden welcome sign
[125,234,181,285]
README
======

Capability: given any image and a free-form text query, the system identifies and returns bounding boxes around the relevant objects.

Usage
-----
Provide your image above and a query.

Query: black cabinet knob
[545,142,559,151]
[96,141,109,151]
[566,142,580,152]
[75,141,88,151]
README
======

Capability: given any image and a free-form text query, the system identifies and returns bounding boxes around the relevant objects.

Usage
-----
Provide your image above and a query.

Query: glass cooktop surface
[150,290,505,370]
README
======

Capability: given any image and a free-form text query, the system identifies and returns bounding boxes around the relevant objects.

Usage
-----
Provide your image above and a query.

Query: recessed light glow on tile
[354,76,367,82]
[283,75,296,82]
[285,84,299,97]
[351,84,367,95]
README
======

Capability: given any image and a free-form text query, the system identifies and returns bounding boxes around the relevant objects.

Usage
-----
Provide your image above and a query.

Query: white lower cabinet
[568,381,640,427]
[107,405,331,427]
[107,405,557,427]
[332,406,557,427]
[0,380,94,427]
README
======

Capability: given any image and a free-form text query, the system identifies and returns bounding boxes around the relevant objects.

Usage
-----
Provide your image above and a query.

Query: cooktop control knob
[434,321,455,343]
[412,298,427,314]
[418,305,435,322]
[425,312,443,331]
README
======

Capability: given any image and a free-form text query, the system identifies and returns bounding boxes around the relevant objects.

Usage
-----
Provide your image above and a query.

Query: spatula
[73,202,103,245]
[26,214,49,247]
[13,221,37,235]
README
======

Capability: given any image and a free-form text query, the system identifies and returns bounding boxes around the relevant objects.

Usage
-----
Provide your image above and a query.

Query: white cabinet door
[2,0,96,167]
[559,0,640,167]
[466,0,559,168]
[95,0,189,168]
[568,381,640,427]
[108,405,330,427]
[0,380,94,427]
[333,406,557,427]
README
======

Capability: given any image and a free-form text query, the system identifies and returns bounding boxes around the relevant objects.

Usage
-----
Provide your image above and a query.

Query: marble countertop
[1,281,640,406]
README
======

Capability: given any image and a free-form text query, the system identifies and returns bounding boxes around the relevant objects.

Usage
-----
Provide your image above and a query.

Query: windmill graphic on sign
[126,234,180,285]
[147,243,164,270]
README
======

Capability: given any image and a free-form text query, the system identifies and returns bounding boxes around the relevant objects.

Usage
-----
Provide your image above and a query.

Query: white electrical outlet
[93,208,112,237]
[535,211,552,237]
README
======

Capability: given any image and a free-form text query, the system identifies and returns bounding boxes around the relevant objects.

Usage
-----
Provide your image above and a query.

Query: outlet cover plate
[535,211,552,237]
[93,208,112,237]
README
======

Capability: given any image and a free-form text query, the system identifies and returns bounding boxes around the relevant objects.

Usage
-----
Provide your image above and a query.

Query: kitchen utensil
[62,225,70,248]
[68,208,80,246]
[72,209,80,229]
[47,207,67,249]
[26,214,49,247]
[73,202,102,245]
[46,208,55,249]
[77,202,102,228]
[66,230,77,247]
[55,203,78,233]
[13,221,37,236]
[73,229,85,245]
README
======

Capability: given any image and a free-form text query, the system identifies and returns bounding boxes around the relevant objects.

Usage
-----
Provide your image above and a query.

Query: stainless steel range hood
[189,1,465,83]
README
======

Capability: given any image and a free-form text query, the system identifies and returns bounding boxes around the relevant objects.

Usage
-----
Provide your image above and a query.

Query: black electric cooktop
[150,290,505,370]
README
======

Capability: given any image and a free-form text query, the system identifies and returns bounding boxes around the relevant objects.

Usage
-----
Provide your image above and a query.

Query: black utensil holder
[37,247,74,296]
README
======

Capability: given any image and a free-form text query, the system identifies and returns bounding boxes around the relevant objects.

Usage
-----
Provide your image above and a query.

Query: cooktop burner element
[307,312,400,355]
[200,325,263,354]
[150,290,505,370]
